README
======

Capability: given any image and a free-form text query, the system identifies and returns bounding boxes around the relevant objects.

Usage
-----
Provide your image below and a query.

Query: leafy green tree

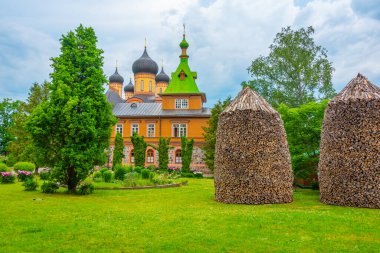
[112,132,124,169]
[0,98,21,156]
[7,82,50,169]
[130,133,148,168]
[243,26,335,108]
[277,100,328,180]
[202,97,231,172]
[181,136,194,173]
[26,25,116,193]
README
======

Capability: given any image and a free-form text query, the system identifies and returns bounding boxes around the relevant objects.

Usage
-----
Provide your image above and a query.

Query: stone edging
[95,181,188,190]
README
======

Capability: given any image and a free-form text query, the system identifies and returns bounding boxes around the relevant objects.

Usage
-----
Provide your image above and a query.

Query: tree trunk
[67,167,77,193]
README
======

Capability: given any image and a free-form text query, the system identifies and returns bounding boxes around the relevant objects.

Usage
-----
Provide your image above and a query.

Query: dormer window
[179,70,187,81]
[175,99,188,109]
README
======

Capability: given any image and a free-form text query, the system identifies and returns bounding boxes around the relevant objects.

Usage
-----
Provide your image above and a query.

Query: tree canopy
[278,100,328,180]
[7,81,50,168]
[112,132,124,169]
[243,26,335,108]
[0,98,21,156]
[26,25,116,192]
[202,97,231,172]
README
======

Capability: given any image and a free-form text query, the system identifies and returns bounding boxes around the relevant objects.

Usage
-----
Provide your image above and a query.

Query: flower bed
[1,172,16,184]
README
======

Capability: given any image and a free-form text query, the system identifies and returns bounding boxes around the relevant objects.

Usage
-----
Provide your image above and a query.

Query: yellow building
[106,32,210,172]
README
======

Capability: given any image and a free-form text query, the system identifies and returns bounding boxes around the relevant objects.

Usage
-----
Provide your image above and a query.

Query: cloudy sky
[1,0,379,106]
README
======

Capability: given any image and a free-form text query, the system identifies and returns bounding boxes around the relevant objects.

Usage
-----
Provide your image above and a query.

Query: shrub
[125,165,133,173]
[147,165,157,171]
[141,168,151,179]
[99,167,109,175]
[39,171,50,181]
[23,179,39,191]
[114,165,128,181]
[181,172,195,178]
[0,163,9,172]
[77,182,95,195]
[41,181,59,194]
[13,162,35,172]
[194,172,204,178]
[149,172,155,181]
[103,170,113,183]
[17,170,34,182]
[311,181,319,190]
[1,172,16,183]
[134,166,143,174]
[93,171,102,180]
[124,172,138,187]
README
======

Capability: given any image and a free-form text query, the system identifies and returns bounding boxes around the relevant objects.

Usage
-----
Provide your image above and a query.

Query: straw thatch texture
[214,87,293,204]
[319,73,380,208]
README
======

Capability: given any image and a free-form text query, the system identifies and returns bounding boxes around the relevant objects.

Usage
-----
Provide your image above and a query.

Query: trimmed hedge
[13,162,35,172]
[0,163,9,172]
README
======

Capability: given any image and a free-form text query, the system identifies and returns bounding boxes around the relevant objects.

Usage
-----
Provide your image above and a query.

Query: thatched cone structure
[319,73,380,208]
[214,87,293,204]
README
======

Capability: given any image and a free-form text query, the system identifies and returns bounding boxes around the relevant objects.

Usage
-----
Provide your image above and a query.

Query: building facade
[106,32,211,173]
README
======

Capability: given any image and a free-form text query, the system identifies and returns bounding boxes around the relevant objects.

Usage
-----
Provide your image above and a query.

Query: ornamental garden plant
[0,172,15,183]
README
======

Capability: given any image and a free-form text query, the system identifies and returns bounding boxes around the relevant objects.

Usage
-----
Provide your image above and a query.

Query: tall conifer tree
[27,25,116,192]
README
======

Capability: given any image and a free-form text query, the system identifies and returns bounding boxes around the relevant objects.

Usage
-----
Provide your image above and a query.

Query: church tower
[124,78,134,99]
[109,67,124,97]
[132,45,159,95]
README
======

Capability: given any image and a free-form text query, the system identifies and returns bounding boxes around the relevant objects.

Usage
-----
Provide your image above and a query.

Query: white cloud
[1,0,380,105]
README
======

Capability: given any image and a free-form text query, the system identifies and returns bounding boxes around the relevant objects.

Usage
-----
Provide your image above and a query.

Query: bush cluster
[13,162,36,172]
[17,170,34,182]
[41,181,59,193]
[114,165,130,181]
[23,179,39,191]
[103,170,113,182]
[77,182,95,195]
[0,163,9,172]
[39,171,50,180]
[141,168,151,179]
[0,172,16,183]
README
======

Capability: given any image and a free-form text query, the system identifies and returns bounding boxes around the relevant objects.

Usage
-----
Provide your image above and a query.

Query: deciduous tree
[243,26,335,108]
[0,98,21,156]
[278,100,328,180]
[202,98,231,172]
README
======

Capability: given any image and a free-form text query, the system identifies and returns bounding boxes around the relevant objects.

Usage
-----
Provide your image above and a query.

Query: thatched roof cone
[318,73,380,208]
[214,87,293,204]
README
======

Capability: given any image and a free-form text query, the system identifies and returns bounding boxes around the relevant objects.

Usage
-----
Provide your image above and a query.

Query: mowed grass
[1,179,379,253]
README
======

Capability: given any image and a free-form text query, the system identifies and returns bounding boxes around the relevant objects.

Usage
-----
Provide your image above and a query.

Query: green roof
[164,35,201,94]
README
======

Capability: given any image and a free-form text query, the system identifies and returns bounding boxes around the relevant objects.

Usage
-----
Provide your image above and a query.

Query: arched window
[175,149,182,164]
[147,149,154,163]
[149,80,152,92]
[130,149,134,163]
[140,80,144,91]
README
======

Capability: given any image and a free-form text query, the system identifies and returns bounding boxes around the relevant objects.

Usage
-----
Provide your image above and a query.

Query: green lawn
[0,179,379,253]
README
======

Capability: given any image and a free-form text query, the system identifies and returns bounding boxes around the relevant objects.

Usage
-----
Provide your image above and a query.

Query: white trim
[131,123,139,135]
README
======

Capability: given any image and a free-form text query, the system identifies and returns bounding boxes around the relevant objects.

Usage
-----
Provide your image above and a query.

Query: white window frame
[175,99,189,109]
[131,123,139,135]
[140,80,144,91]
[147,123,155,137]
[130,150,134,163]
[149,81,152,92]
[175,150,182,164]
[172,123,187,137]
[147,149,154,163]
[116,124,123,135]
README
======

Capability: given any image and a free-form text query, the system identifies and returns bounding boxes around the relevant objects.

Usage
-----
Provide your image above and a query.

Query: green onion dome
[179,35,189,49]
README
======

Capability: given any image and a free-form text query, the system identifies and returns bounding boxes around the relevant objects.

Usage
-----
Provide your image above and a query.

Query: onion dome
[179,34,189,49]
[132,47,159,75]
[124,78,134,92]
[155,67,170,83]
[109,67,124,83]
